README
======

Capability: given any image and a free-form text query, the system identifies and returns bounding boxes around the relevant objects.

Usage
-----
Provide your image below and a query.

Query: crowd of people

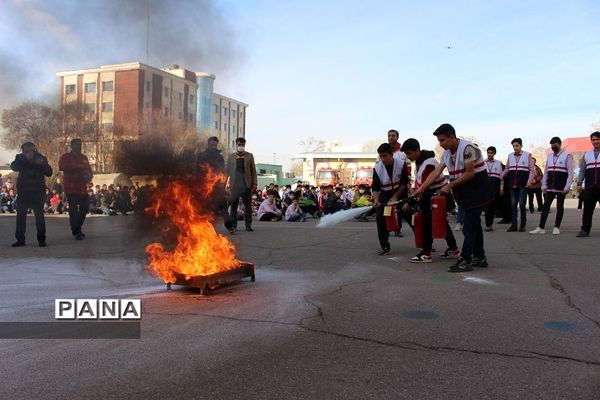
[5,130,600,269]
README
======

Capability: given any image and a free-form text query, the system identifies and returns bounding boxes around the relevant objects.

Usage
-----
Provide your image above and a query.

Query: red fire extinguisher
[431,195,447,239]
[384,205,399,232]
[413,211,424,249]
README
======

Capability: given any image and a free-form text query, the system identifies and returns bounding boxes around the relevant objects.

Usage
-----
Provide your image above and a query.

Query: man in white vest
[483,146,504,231]
[371,143,410,255]
[415,124,492,272]
[502,138,535,232]
[530,137,573,235]
[576,131,600,237]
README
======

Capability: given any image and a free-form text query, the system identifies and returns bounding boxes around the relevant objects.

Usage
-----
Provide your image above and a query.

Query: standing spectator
[387,129,407,237]
[576,131,600,237]
[527,157,544,213]
[483,146,504,231]
[530,137,573,235]
[59,138,93,240]
[226,137,257,232]
[10,142,53,247]
[502,138,535,232]
[415,124,492,272]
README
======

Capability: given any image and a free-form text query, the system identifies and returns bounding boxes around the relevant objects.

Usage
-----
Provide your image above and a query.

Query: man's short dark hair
[387,129,399,138]
[377,143,393,155]
[590,131,600,139]
[433,124,456,138]
[400,138,420,152]
[267,189,278,196]
[235,137,246,145]
[208,136,219,143]
[549,136,561,145]
[511,138,523,146]
[21,142,36,151]
[487,146,497,154]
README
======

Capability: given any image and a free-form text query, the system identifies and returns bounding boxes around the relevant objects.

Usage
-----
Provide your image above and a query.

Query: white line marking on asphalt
[462,276,499,286]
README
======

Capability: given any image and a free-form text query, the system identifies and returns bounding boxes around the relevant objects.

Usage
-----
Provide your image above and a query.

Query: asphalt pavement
[0,199,599,400]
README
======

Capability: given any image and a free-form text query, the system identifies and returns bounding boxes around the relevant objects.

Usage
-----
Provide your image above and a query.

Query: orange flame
[145,167,239,283]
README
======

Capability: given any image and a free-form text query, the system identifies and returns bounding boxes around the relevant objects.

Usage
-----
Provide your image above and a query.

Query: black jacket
[10,152,53,197]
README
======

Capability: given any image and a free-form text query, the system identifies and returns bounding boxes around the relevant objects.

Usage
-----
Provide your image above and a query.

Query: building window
[101,123,113,132]
[214,104,219,113]
[164,87,169,97]
[102,81,113,91]
[178,92,182,101]
[215,121,219,129]
[146,81,151,92]
[84,82,96,93]
[223,123,227,131]
[190,95,194,103]
[165,107,169,115]
[233,125,236,133]
[223,107,228,116]
[65,84,76,95]
[231,110,236,118]
[84,103,95,113]
[101,102,113,112]
[260,169,267,174]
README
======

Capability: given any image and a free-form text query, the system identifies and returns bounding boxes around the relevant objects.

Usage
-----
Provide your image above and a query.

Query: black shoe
[448,257,473,273]
[79,232,86,238]
[377,247,391,256]
[246,227,254,232]
[576,230,590,238]
[74,233,84,240]
[471,257,488,268]
[519,225,526,232]
[394,231,403,237]
[11,241,25,247]
[497,219,511,224]
[38,241,47,247]
[507,225,518,232]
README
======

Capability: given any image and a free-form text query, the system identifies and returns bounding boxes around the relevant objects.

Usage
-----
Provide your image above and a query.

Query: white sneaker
[552,227,560,235]
[454,223,463,231]
[529,227,545,234]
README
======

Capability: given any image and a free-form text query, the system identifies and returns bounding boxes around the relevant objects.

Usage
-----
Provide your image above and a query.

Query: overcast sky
[1,0,599,167]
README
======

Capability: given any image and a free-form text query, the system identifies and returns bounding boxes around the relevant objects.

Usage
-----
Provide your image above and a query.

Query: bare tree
[299,136,327,153]
[114,111,203,176]
[288,159,303,178]
[1,101,65,167]
[528,143,548,168]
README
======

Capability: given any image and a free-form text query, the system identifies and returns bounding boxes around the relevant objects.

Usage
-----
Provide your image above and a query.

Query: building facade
[56,62,247,172]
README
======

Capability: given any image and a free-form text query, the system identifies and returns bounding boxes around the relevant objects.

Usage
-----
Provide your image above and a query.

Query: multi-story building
[56,61,247,172]
[213,93,248,150]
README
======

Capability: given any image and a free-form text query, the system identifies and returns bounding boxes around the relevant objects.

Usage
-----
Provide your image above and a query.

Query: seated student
[296,189,317,217]
[285,198,307,222]
[401,138,460,263]
[49,189,63,214]
[257,190,282,221]
[324,187,345,214]
[352,185,376,221]
[88,189,102,214]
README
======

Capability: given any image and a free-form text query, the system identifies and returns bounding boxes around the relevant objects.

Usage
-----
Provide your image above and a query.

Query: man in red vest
[59,138,93,240]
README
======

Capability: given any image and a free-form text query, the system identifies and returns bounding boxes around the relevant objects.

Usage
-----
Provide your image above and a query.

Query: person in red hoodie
[59,139,93,240]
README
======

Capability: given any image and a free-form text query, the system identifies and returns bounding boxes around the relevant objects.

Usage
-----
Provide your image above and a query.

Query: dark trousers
[581,186,600,233]
[527,188,543,213]
[484,195,500,227]
[510,188,528,227]
[375,206,413,250]
[67,194,89,235]
[539,192,565,229]
[230,188,252,228]
[259,212,281,221]
[461,207,485,262]
[500,188,511,221]
[419,193,457,253]
[15,203,46,243]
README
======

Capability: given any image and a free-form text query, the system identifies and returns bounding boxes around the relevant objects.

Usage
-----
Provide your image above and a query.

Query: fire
[145,167,240,283]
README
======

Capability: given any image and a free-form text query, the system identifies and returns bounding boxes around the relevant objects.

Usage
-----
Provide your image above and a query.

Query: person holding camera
[10,142,53,247]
